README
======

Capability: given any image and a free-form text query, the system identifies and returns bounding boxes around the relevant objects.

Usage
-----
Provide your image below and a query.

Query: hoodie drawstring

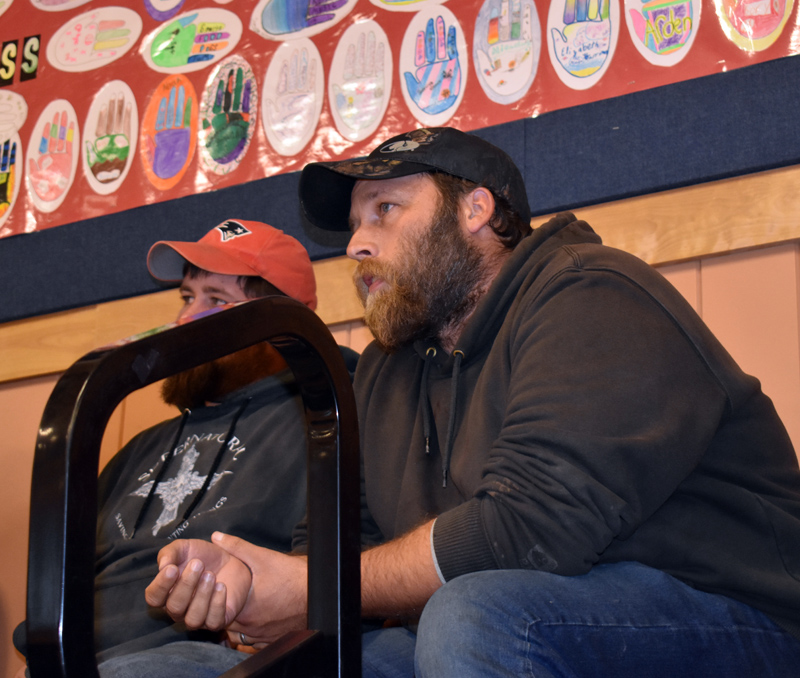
[442,350,463,488]
[419,347,463,488]
[130,408,191,539]
[181,397,251,522]
[420,347,436,455]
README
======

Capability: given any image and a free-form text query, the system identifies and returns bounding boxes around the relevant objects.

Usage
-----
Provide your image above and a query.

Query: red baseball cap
[147,219,317,310]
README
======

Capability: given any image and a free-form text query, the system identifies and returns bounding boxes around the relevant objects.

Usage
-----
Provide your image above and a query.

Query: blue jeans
[364,562,800,678]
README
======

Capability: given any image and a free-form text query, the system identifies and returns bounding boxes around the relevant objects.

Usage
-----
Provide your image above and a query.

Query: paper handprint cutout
[547,0,620,90]
[0,91,27,231]
[250,0,356,41]
[329,20,392,142]
[83,80,138,195]
[200,55,258,175]
[141,74,198,190]
[262,39,324,156]
[46,7,143,72]
[400,6,467,126]
[714,0,793,51]
[31,0,91,11]
[474,0,541,104]
[141,9,243,73]
[625,0,699,66]
[368,0,446,11]
[26,99,80,213]
[144,0,187,22]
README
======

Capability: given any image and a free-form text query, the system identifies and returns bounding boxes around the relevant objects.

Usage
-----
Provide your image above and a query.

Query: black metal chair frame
[25,296,361,678]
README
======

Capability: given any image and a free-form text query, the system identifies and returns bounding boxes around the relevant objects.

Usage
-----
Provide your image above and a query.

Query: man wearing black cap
[146,129,800,678]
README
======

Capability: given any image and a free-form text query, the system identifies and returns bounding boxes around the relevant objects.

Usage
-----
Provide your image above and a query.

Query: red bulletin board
[0,0,798,240]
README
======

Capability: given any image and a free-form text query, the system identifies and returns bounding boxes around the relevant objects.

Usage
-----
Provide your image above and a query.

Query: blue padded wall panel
[2,55,799,324]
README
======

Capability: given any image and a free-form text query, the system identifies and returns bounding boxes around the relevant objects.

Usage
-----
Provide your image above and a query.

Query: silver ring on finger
[239,631,252,646]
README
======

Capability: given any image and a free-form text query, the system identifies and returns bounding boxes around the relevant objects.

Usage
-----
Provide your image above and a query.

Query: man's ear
[464,187,496,234]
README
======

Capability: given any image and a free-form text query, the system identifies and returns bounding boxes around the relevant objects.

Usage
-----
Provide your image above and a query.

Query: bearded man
[15,219,358,677]
[144,129,800,678]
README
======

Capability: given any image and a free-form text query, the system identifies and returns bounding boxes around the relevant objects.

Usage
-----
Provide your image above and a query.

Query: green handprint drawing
[202,62,255,170]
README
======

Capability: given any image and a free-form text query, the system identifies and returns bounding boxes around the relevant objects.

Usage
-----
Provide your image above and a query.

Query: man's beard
[161,342,285,410]
[354,201,489,354]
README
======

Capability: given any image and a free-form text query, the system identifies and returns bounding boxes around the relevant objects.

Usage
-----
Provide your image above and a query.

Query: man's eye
[379,203,393,214]
[211,297,229,306]
[180,295,194,305]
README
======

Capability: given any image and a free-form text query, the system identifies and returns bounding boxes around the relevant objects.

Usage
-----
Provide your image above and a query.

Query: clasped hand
[144,531,309,647]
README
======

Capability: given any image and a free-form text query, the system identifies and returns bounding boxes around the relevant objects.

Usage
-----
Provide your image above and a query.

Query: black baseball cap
[299,127,531,232]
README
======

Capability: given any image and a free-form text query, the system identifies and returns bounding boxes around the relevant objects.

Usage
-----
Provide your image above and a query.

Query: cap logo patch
[379,128,438,154]
[216,220,251,241]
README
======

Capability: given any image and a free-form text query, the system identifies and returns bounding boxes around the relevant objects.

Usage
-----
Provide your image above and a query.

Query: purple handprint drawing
[141,74,198,190]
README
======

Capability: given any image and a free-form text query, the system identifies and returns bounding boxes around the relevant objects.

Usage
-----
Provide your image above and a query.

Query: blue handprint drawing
[258,0,351,36]
[404,15,462,117]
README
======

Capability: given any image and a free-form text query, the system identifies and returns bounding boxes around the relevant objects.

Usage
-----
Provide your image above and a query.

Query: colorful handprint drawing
[143,9,242,73]
[141,74,198,190]
[251,0,355,40]
[200,55,258,175]
[329,21,391,142]
[401,8,466,126]
[0,91,26,230]
[83,81,137,195]
[0,138,19,228]
[548,0,619,90]
[626,0,698,66]
[26,100,79,213]
[474,0,540,104]
[46,7,142,72]
[262,39,323,156]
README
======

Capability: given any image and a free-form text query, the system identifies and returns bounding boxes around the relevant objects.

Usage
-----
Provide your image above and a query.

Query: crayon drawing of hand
[266,48,316,150]
[0,139,16,220]
[260,0,350,35]
[53,15,134,68]
[476,0,535,93]
[203,66,252,165]
[146,85,192,180]
[404,16,461,116]
[551,0,611,78]
[28,111,74,203]
[151,13,230,68]
[332,30,386,136]
[85,91,132,184]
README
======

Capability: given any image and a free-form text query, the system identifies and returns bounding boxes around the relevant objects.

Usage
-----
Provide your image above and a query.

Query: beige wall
[2,167,800,676]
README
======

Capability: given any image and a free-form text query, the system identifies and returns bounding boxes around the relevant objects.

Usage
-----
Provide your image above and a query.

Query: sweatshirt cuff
[432,498,498,581]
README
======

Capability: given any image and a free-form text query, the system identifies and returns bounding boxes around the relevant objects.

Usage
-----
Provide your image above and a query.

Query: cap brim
[147,241,260,282]
[299,158,434,232]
